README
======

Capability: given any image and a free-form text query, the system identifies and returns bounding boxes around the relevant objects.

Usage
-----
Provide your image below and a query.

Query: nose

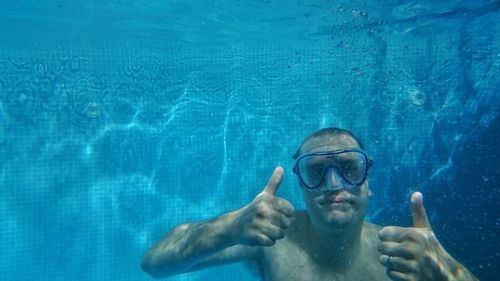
[325,167,344,191]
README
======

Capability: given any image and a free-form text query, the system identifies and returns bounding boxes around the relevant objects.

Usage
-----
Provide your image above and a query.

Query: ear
[299,181,307,198]
[364,179,373,197]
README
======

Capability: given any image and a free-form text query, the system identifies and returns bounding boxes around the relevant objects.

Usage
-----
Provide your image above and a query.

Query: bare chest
[258,241,388,281]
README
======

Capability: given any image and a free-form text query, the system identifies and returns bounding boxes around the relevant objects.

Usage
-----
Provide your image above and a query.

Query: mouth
[315,192,356,207]
[329,195,352,205]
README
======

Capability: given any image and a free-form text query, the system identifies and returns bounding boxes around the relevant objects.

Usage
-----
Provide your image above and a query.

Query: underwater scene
[0,1,498,280]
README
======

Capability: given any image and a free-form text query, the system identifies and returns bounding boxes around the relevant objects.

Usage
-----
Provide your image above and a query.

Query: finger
[261,223,286,241]
[378,242,416,259]
[273,197,295,218]
[268,212,292,229]
[254,233,275,246]
[379,255,415,274]
[262,166,284,196]
[410,192,431,229]
[385,268,408,281]
[379,226,418,243]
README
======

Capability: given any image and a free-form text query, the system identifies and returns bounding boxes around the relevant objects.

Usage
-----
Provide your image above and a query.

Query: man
[141,128,478,280]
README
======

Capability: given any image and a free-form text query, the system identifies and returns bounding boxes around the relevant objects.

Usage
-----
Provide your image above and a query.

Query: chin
[324,210,358,227]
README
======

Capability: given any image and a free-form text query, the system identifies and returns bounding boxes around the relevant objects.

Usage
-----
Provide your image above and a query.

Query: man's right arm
[141,210,255,278]
[140,167,294,278]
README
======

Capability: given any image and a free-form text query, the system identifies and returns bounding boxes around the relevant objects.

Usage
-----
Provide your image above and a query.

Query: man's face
[298,134,371,230]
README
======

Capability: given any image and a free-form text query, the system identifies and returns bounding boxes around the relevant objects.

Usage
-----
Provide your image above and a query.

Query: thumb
[262,166,284,196]
[410,192,431,229]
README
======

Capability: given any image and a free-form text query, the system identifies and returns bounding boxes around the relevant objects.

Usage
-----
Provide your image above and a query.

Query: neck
[306,217,363,270]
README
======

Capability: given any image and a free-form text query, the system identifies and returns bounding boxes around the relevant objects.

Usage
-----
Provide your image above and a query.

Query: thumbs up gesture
[378,192,457,281]
[229,166,295,247]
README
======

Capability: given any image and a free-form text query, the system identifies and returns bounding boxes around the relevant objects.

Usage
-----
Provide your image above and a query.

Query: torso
[256,211,389,281]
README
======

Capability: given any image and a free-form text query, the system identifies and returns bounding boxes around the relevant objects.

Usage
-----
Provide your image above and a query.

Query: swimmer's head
[293,127,365,159]
[293,127,371,229]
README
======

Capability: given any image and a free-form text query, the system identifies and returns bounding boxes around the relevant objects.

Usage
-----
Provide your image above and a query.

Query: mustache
[316,191,357,205]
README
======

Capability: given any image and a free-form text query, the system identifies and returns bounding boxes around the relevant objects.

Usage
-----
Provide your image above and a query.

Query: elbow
[141,253,165,279]
[141,252,179,279]
[140,254,156,277]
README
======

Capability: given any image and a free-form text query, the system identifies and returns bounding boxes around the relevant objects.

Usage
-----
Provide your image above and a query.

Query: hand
[230,166,295,247]
[378,192,452,281]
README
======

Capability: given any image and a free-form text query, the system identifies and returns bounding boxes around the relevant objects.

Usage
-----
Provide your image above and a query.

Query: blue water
[0,1,498,281]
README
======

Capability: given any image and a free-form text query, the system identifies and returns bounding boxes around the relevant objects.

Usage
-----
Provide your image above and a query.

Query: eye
[340,161,361,177]
[307,164,324,177]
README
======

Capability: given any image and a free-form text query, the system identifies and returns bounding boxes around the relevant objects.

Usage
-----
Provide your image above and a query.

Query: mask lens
[299,155,328,188]
[336,152,366,185]
[298,151,367,188]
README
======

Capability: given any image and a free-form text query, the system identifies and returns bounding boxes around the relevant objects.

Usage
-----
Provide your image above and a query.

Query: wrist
[217,209,242,246]
[437,246,476,281]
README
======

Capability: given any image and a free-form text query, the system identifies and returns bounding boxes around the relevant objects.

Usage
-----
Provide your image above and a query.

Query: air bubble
[85,101,101,118]
[409,90,425,106]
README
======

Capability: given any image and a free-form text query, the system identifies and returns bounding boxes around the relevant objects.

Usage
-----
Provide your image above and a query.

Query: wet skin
[141,132,478,281]
[256,134,388,280]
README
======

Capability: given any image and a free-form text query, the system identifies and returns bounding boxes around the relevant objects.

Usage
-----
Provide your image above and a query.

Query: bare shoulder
[362,221,383,246]
[255,210,313,280]
[255,210,309,261]
[363,221,383,234]
[358,222,390,280]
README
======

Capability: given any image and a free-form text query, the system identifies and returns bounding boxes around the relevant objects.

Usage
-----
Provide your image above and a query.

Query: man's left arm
[377,192,478,281]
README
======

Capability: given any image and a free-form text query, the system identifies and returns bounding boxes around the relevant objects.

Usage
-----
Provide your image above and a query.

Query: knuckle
[269,228,284,240]
[383,226,395,232]
[248,228,258,237]
[246,233,259,245]
[258,235,274,246]
[421,231,434,243]
[282,217,291,228]
[413,231,430,245]
[410,245,426,259]
[249,220,263,232]
[379,226,394,238]
[282,201,295,213]
[408,261,418,273]
[256,205,269,216]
